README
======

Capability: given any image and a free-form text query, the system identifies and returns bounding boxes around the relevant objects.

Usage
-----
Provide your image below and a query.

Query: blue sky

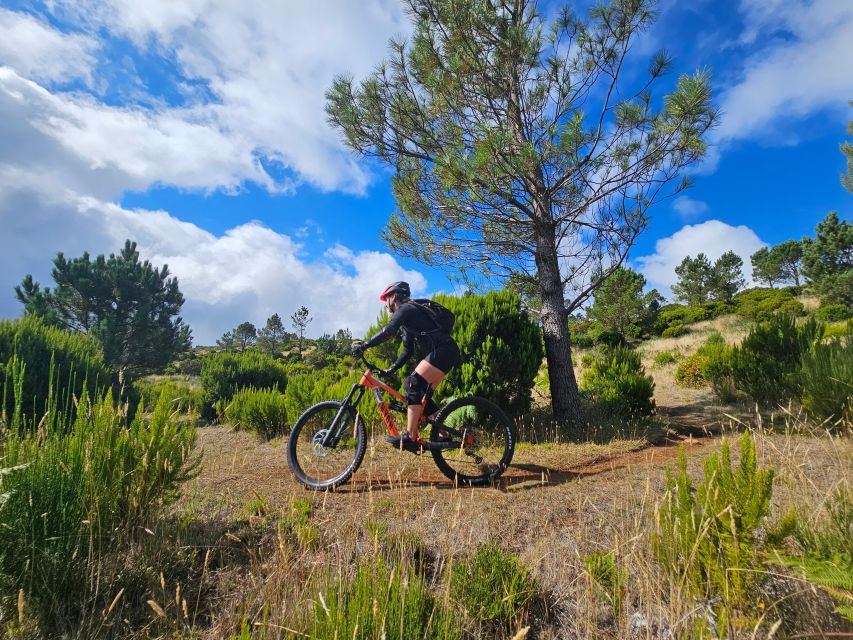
[1,0,851,344]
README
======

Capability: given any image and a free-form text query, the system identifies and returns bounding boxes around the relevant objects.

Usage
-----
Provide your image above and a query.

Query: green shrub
[674,353,706,388]
[580,346,655,421]
[653,349,682,367]
[434,290,543,417]
[655,432,774,624]
[0,316,113,430]
[654,304,709,334]
[0,384,198,630]
[702,301,736,318]
[581,549,625,616]
[133,377,204,414]
[285,367,381,426]
[771,487,853,622]
[311,558,460,640]
[661,323,689,338]
[594,330,626,347]
[825,321,851,339]
[223,387,288,439]
[733,287,804,321]
[450,544,537,627]
[729,315,821,404]
[799,324,853,423]
[200,350,288,419]
[816,303,851,323]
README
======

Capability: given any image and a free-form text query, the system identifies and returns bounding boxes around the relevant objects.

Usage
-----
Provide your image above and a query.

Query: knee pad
[404,372,430,406]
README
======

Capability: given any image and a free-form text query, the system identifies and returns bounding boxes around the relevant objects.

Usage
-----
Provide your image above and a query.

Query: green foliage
[284,366,382,426]
[710,251,746,303]
[655,433,774,619]
[675,353,706,389]
[434,290,543,417]
[580,346,655,421]
[0,316,113,430]
[581,549,625,616]
[449,544,537,627]
[661,323,689,338]
[824,321,851,339]
[654,302,734,336]
[729,315,820,404]
[587,267,663,339]
[256,313,291,356]
[653,349,682,367]
[772,487,853,621]
[290,306,312,355]
[223,387,288,439]
[673,252,745,305]
[0,385,198,630]
[799,323,853,423]
[802,212,853,308]
[200,350,288,419]
[15,240,192,377]
[133,377,203,415]
[311,558,460,640]
[218,322,257,352]
[733,287,804,321]
[816,303,851,322]
[751,241,804,288]
[843,102,853,193]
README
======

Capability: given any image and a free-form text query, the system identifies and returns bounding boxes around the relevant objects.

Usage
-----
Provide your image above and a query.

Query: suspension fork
[320,383,365,447]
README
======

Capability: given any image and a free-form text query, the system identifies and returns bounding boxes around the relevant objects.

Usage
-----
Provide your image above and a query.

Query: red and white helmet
[379,281,410,301]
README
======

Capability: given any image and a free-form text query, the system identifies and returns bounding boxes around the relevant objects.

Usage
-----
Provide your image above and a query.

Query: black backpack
[410,298,455,334]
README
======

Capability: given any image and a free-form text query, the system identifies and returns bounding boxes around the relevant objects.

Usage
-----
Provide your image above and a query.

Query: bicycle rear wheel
[429,396,514,487]
[287,400,367,490]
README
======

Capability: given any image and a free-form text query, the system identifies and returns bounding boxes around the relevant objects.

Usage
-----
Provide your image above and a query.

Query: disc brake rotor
[310,429,332,457]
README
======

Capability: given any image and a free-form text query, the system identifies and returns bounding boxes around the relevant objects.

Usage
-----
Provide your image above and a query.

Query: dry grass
[155,410,852,639]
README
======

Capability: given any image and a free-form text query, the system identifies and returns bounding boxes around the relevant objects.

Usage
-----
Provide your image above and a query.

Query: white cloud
[5,0,411,195]
[634,220,766,299]
[0,9,98,85]
[672,196,709,220]
[1,192,426,344]
[713,0,853,145]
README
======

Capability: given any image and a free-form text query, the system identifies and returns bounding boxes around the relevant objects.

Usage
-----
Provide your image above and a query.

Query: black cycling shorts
[424,339,460,373]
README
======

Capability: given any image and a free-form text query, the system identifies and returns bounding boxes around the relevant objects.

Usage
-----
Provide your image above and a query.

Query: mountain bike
[287,354,515,490]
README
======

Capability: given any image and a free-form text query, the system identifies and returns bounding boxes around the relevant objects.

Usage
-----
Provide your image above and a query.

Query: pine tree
[290,306,312,356]
[588,267,662,338]
[257,313,289,356]
[672,254,713,305]
[750,247,782,288]
[802,212,853,307]
[326,0,717,427]
[710,251,745,303]
[15,240,191,377]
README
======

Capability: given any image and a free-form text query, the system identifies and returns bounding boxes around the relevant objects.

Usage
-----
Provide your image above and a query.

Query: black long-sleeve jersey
[363,301,455,372]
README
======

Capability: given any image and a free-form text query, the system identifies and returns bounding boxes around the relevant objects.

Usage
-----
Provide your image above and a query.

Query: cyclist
[351,281,460,452]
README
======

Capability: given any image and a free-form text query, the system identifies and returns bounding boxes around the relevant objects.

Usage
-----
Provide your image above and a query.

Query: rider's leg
[406,360,445,440]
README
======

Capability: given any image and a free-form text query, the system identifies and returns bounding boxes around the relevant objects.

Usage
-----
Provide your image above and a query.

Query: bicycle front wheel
[287,400,367,490]
[430,396,515,487]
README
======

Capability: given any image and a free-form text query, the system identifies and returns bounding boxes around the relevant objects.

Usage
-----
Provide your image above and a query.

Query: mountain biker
[351,281,460,453]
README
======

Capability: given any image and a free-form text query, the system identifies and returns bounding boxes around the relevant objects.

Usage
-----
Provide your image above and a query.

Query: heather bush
[223,387,288,439]
[816,303,851,323]
[729,315,821,404]
[200,350,288,419]
[133,376,204,415]
[580,346,655,421]
[799,322,853,423]
[0,316,113,430]
[733,287,804,321]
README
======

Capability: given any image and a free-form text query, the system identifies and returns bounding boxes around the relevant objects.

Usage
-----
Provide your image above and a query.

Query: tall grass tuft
[222,387,288,439]
[449,543,537,630]
[654,432,774,631]
[311,558,460,640]
[0,370,199,631]
[134,376,204,415]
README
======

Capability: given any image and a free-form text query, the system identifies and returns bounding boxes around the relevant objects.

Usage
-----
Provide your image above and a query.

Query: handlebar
[357,352,394,380]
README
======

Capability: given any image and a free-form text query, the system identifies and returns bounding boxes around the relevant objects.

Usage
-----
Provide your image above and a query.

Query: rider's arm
[385,330,414,373]
[362,305,406,350]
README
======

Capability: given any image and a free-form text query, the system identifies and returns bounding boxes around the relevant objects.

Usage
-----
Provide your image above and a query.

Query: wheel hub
[310,429,332,456]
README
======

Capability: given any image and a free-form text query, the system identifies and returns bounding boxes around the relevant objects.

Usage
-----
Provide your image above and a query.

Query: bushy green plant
[133,377,204,414]
[816,303,851,323]
[223,387,288,439]
[654,304,709,334]
[653,349,682,367]
[581,346,655,420]
[0,383,198,630]
[0,316,113,430]
[200,350,288,419]
[450,544,537,628]
[825,321,852,339]
[799,323,853,423]
[771,487,853,621]
[661,322,689,338]
[581,549,625,616]
[435,290,543,417]
[729,315,821,404]
[733,287,804,321]
[285,368,381,426]
[311,559,460,640]
[655,432,774,626]
[674,353,706,388]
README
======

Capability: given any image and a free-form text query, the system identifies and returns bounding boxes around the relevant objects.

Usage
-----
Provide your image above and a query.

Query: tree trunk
[534,220,584,428]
